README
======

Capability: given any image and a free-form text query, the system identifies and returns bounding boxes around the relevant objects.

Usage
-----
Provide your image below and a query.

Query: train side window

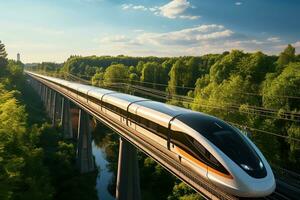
[208,153,229,175]
[209,154,219,166]
[129,113,135,121]
[140,117,148,127]
[172,131,225,169]
[121,109,127,117]
[149,121,157,130]
[193,139,206,156]
[132,114,137,122]
[158,126,168,136]
[136,115,141,123]
[172,131,202,160]
[120,109,124,117]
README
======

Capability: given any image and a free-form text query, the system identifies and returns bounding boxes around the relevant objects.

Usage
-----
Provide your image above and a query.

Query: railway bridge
[25,71,299,200]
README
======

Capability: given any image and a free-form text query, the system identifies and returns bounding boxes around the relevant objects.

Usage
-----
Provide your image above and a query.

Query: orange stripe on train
[175,147,233,179]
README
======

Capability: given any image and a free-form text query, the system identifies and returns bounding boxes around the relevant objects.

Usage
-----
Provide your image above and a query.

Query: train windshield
[176,113,267,178]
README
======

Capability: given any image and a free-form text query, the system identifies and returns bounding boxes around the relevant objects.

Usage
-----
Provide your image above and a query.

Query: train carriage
[27,71,276,198]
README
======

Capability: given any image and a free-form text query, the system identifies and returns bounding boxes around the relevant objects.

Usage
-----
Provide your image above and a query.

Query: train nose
[240,174,276,197]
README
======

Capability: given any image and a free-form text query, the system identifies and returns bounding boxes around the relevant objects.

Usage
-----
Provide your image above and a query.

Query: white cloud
[135,24,234,46]
[132,5,148,11]
[121,0,200,20]
[121,4,147,11]
[293,41,300,47]
[158,0,200,20]
[179,15,201,20]
[149,7,159,12]
[95,24,289,57]
[133,29,145,33]
[235,2,242,6]
[292,41,300,53]
[100,35,130,43]
[121,4,133,10]
[267,37,281,43]
[159,0,191,18]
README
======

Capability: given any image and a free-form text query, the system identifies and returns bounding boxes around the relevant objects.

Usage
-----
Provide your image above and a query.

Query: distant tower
[17,53,20,62]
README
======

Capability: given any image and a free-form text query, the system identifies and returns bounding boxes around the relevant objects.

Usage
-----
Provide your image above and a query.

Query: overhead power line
[30,71,300,142]
[108,82,300,121]
[106,84,300,123]
[105,77,300,100]
[106,84,300,143]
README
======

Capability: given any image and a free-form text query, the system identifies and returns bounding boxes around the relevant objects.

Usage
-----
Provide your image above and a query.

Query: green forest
[29,44,300,172]
[0,42,98,199]
[2,38,300,200]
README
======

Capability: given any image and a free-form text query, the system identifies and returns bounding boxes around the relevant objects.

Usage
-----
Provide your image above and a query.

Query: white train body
[29,72,276,197]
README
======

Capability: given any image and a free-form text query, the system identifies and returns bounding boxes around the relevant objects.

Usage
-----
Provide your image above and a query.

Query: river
[92,140,115,200]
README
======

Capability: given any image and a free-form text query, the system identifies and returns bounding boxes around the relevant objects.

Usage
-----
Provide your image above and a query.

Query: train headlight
[241,164,253,171]
[259,161,263,169]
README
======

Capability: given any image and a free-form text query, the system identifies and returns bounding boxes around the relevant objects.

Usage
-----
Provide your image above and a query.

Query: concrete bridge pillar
[55,94,63,125]
[39,84,43,101]
[41,85,45,103]
[43,87,50,114]
[38,83,42,96]
[61,98,73,139]
[34,80,39,92]
[44,87,49,109]
[116,138,141,200]
[51,92,57,127]
[76,109,94,173]
[31,79,36,91]
[47,89,53,117]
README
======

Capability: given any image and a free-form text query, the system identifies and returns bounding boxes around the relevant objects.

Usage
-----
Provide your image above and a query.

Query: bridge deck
[28,71,281,200]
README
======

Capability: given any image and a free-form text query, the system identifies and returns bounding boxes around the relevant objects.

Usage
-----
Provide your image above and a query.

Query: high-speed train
[28,72,276,197]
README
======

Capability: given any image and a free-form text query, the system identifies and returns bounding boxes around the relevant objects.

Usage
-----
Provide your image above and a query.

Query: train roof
[130,101,191,127]
[108,93,147,103]
[77,84,96,94]
[103,93,147,110]
[87,87,114,99]
[135,101,190,117]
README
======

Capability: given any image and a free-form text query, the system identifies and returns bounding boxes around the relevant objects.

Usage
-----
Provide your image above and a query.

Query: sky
[1,0,300,63]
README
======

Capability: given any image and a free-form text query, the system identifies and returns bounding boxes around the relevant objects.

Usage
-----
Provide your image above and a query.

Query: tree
[261,62,300,169]
[103,64,128,86]
[209,50,245,84]
[91,72,104,87]
[6,60,25,88]
[263,62,300,110]
[167,182,203,200]
[129,66,136,74]
[0,41,8,77]
[162,58,176,73]
[277,44,296,70]
[140,62,167,88]
[0,41,7,58]
[238,51,274,83]
[129,73,139,82]
[167,58,198,95]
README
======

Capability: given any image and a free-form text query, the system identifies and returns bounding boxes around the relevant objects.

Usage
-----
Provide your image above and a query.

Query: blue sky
[1,0,300,63]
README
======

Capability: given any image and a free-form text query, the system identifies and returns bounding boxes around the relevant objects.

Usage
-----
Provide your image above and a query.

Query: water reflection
[92,121,119,200]
[92,141,115,200]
